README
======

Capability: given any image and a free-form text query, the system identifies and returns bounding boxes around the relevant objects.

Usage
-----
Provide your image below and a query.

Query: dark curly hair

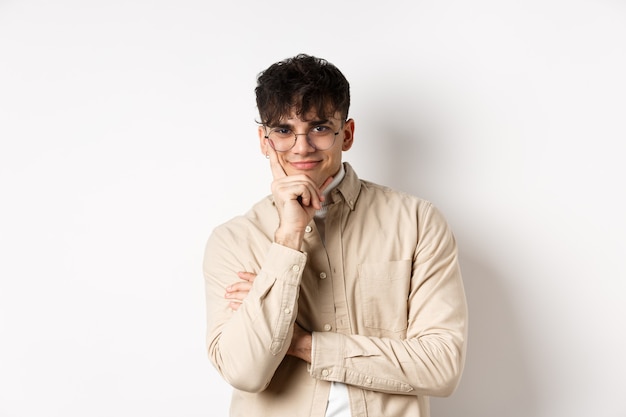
[255,54,350,127]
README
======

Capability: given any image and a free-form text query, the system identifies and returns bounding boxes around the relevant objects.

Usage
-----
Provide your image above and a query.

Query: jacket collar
[332,162,361,211]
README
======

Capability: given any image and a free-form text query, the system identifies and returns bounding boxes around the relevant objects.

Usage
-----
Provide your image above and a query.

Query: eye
[311,125,332,134]
[271,128,293,137]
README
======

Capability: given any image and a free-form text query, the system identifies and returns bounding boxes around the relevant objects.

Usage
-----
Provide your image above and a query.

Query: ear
[341,118,355,151]
[258,126,269,156]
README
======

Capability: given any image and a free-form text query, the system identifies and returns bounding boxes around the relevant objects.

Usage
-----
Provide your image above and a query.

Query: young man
[203,54,468,417]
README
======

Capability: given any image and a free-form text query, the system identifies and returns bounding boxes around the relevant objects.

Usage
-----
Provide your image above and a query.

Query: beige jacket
[203,163,467,417]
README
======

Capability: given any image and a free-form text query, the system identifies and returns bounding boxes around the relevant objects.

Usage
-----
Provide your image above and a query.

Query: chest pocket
[358,260,412,335]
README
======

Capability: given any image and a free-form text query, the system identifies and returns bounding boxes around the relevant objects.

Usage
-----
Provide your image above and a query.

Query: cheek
[277,157,291,173]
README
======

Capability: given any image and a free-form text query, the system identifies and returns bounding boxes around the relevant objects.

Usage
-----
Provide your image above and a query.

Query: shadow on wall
[430,254,538,417]
[359,77,539,416]
[381,114,538,417]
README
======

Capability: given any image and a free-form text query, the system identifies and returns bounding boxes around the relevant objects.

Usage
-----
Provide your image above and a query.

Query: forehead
[276,109,342,126]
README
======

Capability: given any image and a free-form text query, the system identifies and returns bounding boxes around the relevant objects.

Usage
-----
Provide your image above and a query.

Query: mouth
[288,160,320,170]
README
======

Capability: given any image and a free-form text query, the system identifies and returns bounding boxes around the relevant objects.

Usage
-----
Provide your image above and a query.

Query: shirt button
[284,308,291,315]
[319,272,327,279]
[366,377,372,384]
[292,265,300,272]
[322,369,330,377]
[323,324,332,331]
[305,226,312,233]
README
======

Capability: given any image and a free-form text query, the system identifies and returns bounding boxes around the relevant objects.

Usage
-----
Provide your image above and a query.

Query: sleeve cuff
[309,331,345,382]
[262,242,308,286]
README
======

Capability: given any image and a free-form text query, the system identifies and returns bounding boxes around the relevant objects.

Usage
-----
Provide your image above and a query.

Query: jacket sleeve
[309,204,468,397]
[203,223,307,393]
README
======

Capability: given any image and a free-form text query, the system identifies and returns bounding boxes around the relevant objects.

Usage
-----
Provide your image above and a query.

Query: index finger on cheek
[266,142,287,180]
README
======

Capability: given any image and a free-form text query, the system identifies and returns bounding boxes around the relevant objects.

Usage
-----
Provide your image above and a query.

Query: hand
[224,271,256,311]
[267,146,333,249]
[286,322,312,363]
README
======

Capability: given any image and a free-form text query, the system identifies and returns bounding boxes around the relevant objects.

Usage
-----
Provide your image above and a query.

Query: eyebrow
[272,118,333,129]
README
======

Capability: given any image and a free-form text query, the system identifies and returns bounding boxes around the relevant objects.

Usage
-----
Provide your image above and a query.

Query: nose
[292,132,316,153]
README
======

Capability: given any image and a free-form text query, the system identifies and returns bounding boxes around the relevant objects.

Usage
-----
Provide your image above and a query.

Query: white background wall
[1,1,625,416]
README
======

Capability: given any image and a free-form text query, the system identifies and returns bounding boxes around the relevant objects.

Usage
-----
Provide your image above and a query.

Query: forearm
[205,242,306,392]
[310,329,466,397]
[310,243,468,397]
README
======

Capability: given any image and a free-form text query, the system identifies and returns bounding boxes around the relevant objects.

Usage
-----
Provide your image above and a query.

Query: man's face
[258,110,355,187]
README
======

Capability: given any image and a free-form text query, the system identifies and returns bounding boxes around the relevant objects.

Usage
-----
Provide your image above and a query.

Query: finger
[225,285,252,309]
[266,142,287,180]
[237,271,257,283]
[287,177,322,203]
[226,272,256,311]
[272,178,313,209]
[300,179,327,210]
[307,176,334,209]
[298,175,332,207]
[229,281,253,291]
[225,289,250,303]
[291,184,313,207]
[225,282,253,295]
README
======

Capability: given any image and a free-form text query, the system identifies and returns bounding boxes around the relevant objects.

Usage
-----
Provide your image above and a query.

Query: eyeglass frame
[263,121,345,152]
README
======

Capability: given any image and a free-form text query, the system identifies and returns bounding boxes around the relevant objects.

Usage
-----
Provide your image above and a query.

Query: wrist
[287,331,312,363]
[274,227,305,250]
